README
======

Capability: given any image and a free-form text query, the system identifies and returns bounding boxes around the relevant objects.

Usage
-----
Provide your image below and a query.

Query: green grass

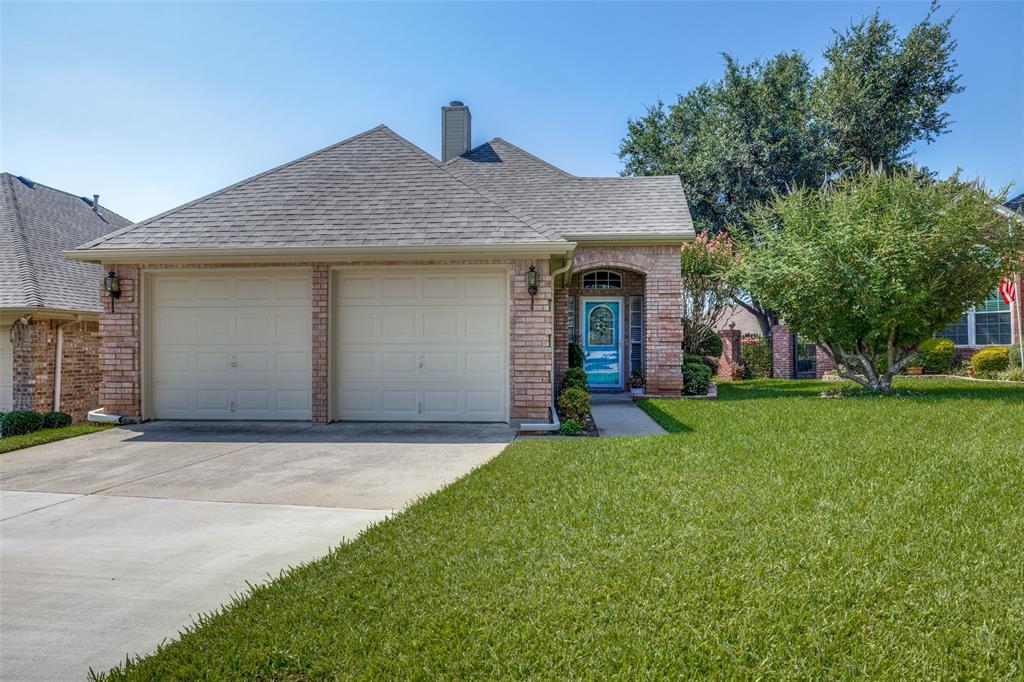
[0,423,111,454]
[95,378,1023,680]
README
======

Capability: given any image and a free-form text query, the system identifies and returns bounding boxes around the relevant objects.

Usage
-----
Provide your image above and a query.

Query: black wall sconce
[526,264,539,309]
[105,270,121,299]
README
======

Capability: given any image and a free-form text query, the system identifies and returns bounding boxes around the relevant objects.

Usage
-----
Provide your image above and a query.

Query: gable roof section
[1005,192,1024,214]
[446,138,694,240]
[1,173,131,312]
[76,127,561,255]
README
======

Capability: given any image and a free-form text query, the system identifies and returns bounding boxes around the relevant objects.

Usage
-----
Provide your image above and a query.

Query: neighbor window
[939,290,1012,346]
[582,270,622,289]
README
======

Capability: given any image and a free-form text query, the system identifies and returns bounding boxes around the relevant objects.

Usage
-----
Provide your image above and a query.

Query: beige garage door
[334,268,508,422]
[150,271,312,420]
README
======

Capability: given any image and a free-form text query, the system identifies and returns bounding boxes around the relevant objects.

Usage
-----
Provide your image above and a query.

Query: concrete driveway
[0,421,513,681]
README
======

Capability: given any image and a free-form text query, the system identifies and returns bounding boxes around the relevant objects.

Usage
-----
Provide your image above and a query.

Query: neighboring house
[1,173,131,420]
[936,192,1023,359]
[67,101,693,425]
[719,304,763,337]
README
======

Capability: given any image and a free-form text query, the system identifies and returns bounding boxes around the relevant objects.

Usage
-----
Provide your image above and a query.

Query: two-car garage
[147,267,509,423]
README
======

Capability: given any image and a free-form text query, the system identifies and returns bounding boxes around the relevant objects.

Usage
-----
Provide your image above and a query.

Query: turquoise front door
[582,300,621,387]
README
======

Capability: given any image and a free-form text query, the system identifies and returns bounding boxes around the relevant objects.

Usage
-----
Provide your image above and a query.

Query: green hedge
[42,411,72,429]
[972,346,1009,377]
[561,367,588,392]
[740,335,772,379]
[683,362,712,396]
[2,411,45,437]
[919,338,956,373]
[557,387,591,422]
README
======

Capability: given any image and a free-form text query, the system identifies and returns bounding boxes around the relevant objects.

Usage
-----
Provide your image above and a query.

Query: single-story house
[1,173,131,420]
[67,101,694,425]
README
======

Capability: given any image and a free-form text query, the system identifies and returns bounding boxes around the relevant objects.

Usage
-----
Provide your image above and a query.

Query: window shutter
[629,296,643,373]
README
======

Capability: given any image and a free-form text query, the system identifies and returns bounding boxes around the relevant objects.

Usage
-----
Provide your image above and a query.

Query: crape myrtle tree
[619,2,962,338]
[680,232,736,355]
[733,170,1021,392]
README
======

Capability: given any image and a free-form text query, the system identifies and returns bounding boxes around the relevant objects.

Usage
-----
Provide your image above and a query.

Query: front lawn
[0,423,111,454]
[96,378,1023,680]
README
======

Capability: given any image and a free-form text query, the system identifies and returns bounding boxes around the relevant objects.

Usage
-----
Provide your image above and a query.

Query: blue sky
[2,1,1021,222]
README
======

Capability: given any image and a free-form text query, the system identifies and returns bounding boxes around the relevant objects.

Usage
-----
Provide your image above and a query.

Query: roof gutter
[563,232,695,244]
[64,242,577,265]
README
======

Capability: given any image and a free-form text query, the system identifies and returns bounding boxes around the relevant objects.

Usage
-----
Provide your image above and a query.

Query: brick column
[772,324,794,379]
[311,264,330,424]
[98,265,141,418]
[644,248,683,396]
[718,325,743,381]
[815,345,835,378]
[552,286,568,389]
[510,260,553,421]
[11,318,55,413]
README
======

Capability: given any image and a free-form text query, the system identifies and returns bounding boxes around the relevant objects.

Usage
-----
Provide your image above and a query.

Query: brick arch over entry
[570,246,657,276]
[555,244,684,396]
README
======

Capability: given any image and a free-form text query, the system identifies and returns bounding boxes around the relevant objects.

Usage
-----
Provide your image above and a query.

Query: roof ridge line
[0,172,133,225]
[76,124,392,250]
[376,128,564,243]
[489,137,576,177]
[1,173,44,307]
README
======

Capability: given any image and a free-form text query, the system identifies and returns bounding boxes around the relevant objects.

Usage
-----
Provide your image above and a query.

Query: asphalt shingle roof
[1,173,130,312]
[79,127,560,252]
[74,126,692,255]
[445,138,694,238]
[1005,192,1024,213]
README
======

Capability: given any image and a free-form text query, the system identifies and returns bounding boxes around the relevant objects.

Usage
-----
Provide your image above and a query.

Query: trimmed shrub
[568,343,584,369]
[561,367,588,392]
[697,332,724,358]
[918,338,956,374]
[683,362,712,396]
[557,387,591,422]
[684,353,717,372]
[740,334,772,379]
[1009,342,1022,369]
[1,411,45,437]
[42,411,72,429]
[558,419,583,436]
[972,346,1009,377]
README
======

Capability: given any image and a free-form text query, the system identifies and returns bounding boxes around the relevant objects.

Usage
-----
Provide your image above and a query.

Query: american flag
[998,277,1017,305]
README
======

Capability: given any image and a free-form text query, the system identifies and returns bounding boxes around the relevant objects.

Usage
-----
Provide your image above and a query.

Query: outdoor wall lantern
[104,270,121,299]
[526,264,539,309]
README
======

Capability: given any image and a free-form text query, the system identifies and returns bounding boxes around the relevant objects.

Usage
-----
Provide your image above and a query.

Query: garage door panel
[151,272,311,420]
[334,268,507,422]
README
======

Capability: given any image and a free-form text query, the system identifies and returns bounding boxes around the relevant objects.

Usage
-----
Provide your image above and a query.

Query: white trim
[580,295,626,388]
[564,233,694,244]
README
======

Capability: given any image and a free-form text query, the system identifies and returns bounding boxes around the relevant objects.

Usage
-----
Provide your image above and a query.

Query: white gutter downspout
[53,316,81,412]
[520,254,574,433]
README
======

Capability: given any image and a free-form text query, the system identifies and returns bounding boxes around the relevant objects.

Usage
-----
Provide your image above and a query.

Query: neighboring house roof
[71,126,692,258]
[1005,192,1024,213]
[0,172,131,312]
[446,138,694,240]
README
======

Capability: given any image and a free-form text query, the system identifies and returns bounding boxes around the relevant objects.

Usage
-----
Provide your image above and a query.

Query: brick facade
[97,259,554,424]
[555,244,684,396]
[9,317,101,422]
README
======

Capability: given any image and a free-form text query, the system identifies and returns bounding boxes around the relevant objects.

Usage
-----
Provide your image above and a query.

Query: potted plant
[905,353,924,375]
[629,368,645,397]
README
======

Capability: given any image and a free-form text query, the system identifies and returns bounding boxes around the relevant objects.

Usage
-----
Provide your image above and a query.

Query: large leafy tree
[620,2,962,337]
[733,170,1020,392]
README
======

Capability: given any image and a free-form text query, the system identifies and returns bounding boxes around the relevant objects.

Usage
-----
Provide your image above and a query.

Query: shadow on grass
[717,378,1024,403]
[636,400,693,434]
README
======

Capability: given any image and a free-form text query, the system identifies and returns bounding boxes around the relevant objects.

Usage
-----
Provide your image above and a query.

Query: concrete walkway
[589,392,667,437]
[0,421,512,681]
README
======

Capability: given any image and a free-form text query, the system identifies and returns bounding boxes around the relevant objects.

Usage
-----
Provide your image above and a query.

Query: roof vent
[441,101,471,162]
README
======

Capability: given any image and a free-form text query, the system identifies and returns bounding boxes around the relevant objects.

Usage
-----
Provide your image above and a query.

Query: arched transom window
[582,270,622,289]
